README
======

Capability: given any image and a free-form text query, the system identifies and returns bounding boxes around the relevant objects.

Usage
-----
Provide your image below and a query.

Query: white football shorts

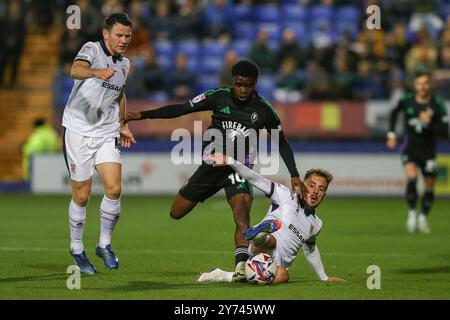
[63,128,121,181]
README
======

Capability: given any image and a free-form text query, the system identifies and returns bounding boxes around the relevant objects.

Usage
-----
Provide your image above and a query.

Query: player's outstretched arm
[70,60,115,80]
[204,153,273,195]
[123,100,207,123]
[303,242,345,282]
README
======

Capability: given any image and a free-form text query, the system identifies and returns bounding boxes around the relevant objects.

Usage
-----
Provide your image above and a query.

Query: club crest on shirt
[251,112,258,123]
[121,67,126,77]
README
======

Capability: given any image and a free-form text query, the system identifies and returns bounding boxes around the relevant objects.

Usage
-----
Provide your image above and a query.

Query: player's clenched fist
[93,68,116,80]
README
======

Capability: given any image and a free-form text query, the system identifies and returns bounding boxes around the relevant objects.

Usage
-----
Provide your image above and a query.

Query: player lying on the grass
[198,153,344,283]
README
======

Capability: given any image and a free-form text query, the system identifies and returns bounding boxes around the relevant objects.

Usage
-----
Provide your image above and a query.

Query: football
[245,253,278,284]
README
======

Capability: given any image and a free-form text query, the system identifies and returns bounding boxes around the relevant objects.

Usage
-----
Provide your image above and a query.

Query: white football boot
[417,213,431,234]
[406,210,417,233]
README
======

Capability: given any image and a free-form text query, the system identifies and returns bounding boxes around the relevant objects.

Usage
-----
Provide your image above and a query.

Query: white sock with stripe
[99,195,121,248]
[69,199,86,255]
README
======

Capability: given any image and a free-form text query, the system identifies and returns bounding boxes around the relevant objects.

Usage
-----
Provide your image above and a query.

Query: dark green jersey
[389,92,449,152]
[141,87,299,177]
[187,87,281,162]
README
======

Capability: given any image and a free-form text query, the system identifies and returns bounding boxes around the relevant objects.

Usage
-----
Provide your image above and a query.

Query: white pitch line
[0,247,420,258]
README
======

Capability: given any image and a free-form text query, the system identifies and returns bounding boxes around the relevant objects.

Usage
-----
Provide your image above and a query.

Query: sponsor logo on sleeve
[191,93,206,105]
[76,54,91,61]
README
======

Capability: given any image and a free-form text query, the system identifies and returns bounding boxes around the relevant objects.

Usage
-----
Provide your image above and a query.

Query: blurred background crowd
[1,0,450,109]
[1,0,450,183]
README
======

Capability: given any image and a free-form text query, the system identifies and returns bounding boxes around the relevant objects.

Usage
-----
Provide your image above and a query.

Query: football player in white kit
[62,13,135,274]
[198,153,344,283]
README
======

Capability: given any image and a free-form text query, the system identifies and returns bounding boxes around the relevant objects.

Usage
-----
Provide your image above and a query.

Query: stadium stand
[1,0,450,182]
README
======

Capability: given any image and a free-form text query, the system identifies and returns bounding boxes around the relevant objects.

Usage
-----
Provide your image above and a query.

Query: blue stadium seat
[231,39,252,58]
[441,4,450,19]
[156,54,173,71]
[258,23,281,43]
[154,40,175,58]
[146,90,169,102]
[176,40,200,58]
[310,4,334,23]
[283,22,310,46]
[281,4,308,23]
[232,4,254,22]
[336,5,360,22]
[336,20,359,39]
[257,76,275,100]
[234,22,258,40]
[199,56,223,74]
[196,75,220,94]
[186,57,200,73]
[202,40,228,59]
[256,4,280,23]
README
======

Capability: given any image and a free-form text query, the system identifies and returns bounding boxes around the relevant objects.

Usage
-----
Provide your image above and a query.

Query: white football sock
[99,195,120,248]
[69,199,86,255]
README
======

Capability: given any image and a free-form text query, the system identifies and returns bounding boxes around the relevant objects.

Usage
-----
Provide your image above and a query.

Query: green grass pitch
[0,194,449,299]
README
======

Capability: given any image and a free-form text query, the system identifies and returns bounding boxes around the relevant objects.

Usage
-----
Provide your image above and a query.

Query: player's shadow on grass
[395,265,450,274]
[112,281,238,292]
[0,273,68,284]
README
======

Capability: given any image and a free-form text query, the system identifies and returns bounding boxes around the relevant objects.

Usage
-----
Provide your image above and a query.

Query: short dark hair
[232,60,259,79]
[304,168,333,188]
[414,68,431,79]
[104,13,132,30]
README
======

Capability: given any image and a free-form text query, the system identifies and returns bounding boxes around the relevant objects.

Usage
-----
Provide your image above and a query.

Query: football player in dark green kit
[125,60,306,280]
[387,70,449,234]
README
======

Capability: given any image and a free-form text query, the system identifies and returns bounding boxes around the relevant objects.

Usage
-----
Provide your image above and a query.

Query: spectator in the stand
[202,0,233,39]
[249,30,276,74]
[331,55,354,99]
[52,62,74,130]
[128,0,151,20]
[371,59,391,98]
[383,23,411,70]
[304,61,333,100]
[102,0,124,18]
[353,60,374,100]
[273,57,304,103]
[142,51,166,94]
[219,49,239,86]
[408,0,443,39]
[434,45,450,99]
[388,65,406,106]
[275,28,308,70]
[166,53,196,100]
[59,29,84,65]
[125,17,152,62]
[310,34,334,73]
[405,27,438,78]
[77,0,102,42]
[358,20,386,62]
[149,1,174,40]
[381,0,413,29]
[30,0,53,28]
[22,118,61,181]
[173,0,202,40]
[0,0,26,87]
[126,63,145,100]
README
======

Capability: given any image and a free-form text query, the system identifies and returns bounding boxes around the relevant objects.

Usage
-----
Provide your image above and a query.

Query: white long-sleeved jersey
[229,159,328,280]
